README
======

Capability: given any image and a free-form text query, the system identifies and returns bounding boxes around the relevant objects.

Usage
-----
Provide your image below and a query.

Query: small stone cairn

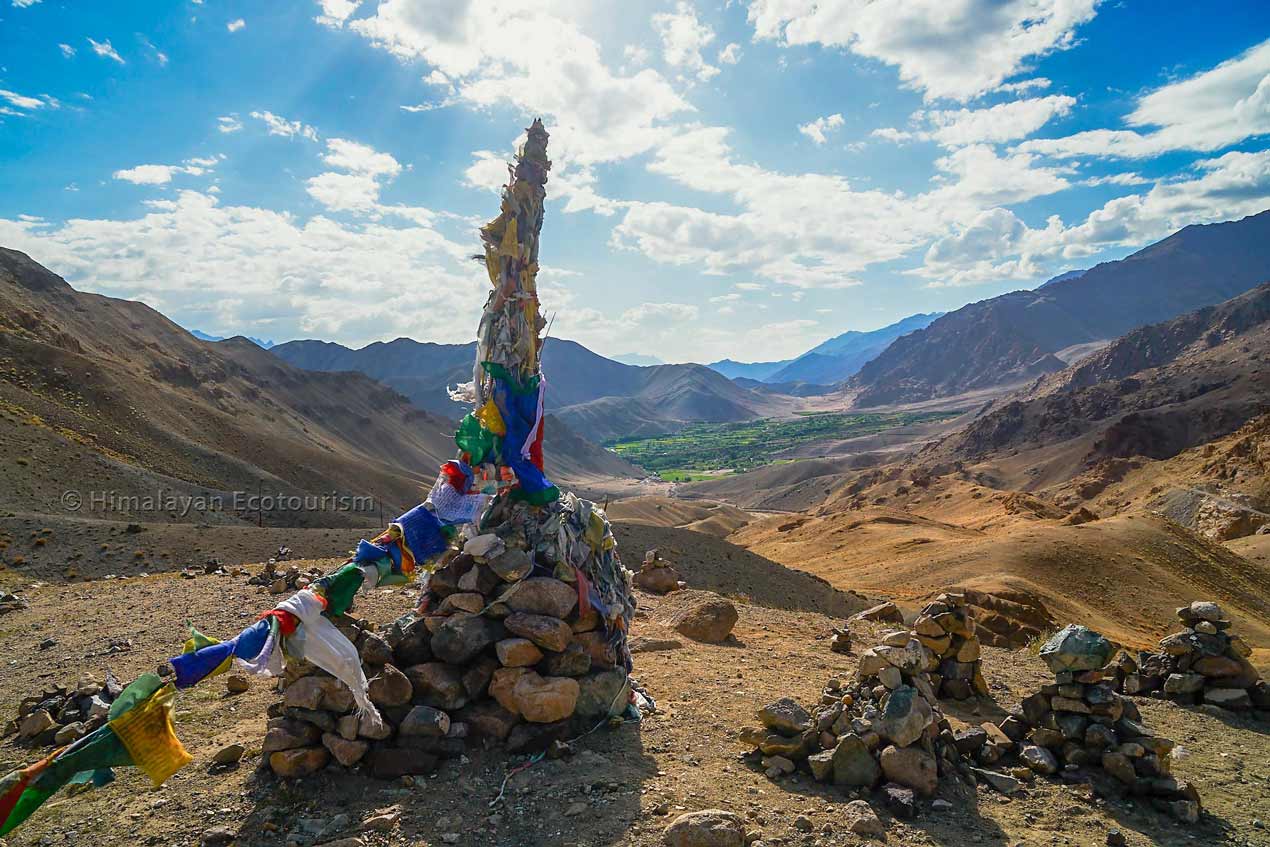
[1005,625,1201,823]
[632,548,683,595]
[738,628,965,813]
[1114,600,1268,714]
[911,592,987,701]
[265,541,633,779]
[5,671,123,748]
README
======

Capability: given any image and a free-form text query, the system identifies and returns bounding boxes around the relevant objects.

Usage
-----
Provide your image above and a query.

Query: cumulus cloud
[717,43,741,65]
[315,0,361,26]
[1021,38,1270,158]
[919,150,1270,285]
[878,95,1076,147]
[798,113,845,145]
[323,0,691,168]
[227,18,246,32]
[747,0,1099,101]
[87,38,125,64]
[58,43,76,58]
[217,115,243,133]
[305,138,404,212]
[652,1,719,82]
[0,190,484,348]
[250,110,319,141]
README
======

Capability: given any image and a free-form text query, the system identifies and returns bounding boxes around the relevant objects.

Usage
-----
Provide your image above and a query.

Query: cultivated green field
[608,410,959,476]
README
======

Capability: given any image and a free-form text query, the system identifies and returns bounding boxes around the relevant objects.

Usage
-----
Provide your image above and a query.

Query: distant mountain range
[708,312,944,386]
[190,329,277,349]
[0,248,640,524]
[847,210,1270,408]
[610,352,665,366]
[271,336,785,443]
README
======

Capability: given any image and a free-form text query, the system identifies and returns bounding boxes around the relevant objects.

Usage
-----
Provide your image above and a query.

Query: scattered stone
[663,809,746,847]
[842,800,885,837]
[212,744,245,765]
[854,602,904,624]
[663,592,738,643]
[225,674,250,694]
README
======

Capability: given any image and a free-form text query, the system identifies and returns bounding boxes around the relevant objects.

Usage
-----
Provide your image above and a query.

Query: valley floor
[1,566,1267,847]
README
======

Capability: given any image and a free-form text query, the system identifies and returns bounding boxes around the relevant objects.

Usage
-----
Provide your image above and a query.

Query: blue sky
[2,1,1269,364]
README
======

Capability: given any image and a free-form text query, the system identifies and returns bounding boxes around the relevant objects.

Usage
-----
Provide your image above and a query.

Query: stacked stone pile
[999,625,1201,823]
[632,549,683,595]
[911,592,987,701]
[738,628,965,811]
[1115,601,1268,714]
[4,671,123,748]
[265,544,633,779]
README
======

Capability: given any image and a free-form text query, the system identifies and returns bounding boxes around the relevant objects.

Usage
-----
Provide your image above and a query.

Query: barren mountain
[0,248,641,537]
[273,336,784,442]
[847,210,1270,407]
[925,282,1270,486]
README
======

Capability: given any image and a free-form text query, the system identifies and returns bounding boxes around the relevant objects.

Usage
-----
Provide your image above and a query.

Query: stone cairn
[1002,625,1201,823]
[5,671,124,749]
[911,592,986,701]
[1113,600,1268,714]
[265,538,634,779]
[632,548,683,595]
[738,628,966,818]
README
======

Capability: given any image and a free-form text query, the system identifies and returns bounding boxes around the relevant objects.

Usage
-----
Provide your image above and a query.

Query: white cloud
[798,113,844,145]
[305,138,403,212]
[717,43,741,65]
[250,110,319,141]
[0,89,48,110]
[12,0,41,7]
[998,77,1051,94]
[227,18,246,32]
[0,190,485,348]
[330,0,691,168]
[918,95,1075,146]
[624,45,650,67]
[747,0,1099,101]
[87,38,125,64]
[58,43,76,58]
[652,1,719,82]
[919,149,1270,286]
[112,161,213,185]
[217,115,243,133]
[1082,172,1149,187]
[709,292,741,302]
[1021,39,1270,158]
[316,0,360,26]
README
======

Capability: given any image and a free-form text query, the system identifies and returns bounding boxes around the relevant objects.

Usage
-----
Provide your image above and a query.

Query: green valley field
[607,410,959,476]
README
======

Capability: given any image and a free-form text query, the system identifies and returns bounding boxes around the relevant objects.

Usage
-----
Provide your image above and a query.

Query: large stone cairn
[738,629,965,810]
[1114,600,1268,714]
[265,544,632,779]
[1003,625,1201,823]
[911,592,987,700]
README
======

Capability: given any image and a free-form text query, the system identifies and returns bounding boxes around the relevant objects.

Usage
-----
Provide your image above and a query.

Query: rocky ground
[1,563,1267,847]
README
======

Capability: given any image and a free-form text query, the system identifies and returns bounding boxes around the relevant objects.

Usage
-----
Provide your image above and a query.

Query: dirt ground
[1,565,1266,847]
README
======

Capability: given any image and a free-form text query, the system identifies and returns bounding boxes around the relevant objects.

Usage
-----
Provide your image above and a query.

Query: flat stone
[832,733,880,787]
[843,800,886,836]
[488,548,533,582]
[575,668,631,718]
[1203,688,1252,709]
[512,672,579,723]
[284,676,354,713]
[808,750,835,781]
[438,592,486,615]
[212,743,246,765]
[879,744,938,796]
[854,602,904,624]
[495,638,544,668]
[399,705,451,738]
[1039,625,1113,673]
[405,662,469,711]
[505,577,577,619]
[368,665,413,708]
[1020,744,1058,775]
[664,809,746,847]
[1163,673,1205,695]
[504,613,573,652]
[430,614,505,664]
[18,709,56,740]
[322,732,369,767]
[970,767,1021,795]
[263,719,321,753]
[456,700,519,741]
[540,641,593,677]
[633,565,681,594]
[269,746,330,777]
[881,783,917,819]
[758,697,812,735]
[877,685,932,747]
[53,721,86,745]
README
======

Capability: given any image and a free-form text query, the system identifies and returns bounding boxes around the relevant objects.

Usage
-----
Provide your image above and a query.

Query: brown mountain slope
[922,283,1270,491]
[847,210,1270,407]
[0,248,635,537]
